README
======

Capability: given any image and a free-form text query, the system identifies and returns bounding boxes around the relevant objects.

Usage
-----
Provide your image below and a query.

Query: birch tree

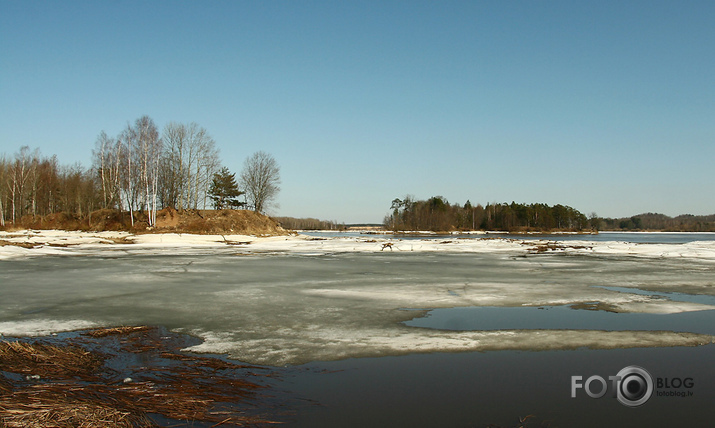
[118,125,139,226]
[92,131,121,209]
[0,156,6,227]
[133,116,161,226]
[7,146,38,223]
[161,122,219,210]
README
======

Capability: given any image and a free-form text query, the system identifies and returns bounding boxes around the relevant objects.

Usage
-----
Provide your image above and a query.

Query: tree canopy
[385,196,589,232]
[240,151,280,214]
[209,167,245,210]
[0,116,280,229]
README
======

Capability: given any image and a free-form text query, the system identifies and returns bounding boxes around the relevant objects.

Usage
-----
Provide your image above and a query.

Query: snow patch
[0,319,97,337]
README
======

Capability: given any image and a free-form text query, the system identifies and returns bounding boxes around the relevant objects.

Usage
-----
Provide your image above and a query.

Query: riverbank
[1,208,287,236]
[3,229,715,261]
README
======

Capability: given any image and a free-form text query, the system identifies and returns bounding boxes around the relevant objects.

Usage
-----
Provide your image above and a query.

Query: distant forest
[273,217,346,231]
[385,196,589,232]
[600,213,715,232]
[383,196,715,232]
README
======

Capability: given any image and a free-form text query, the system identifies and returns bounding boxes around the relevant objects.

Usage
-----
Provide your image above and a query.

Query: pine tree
[208,167,245,210]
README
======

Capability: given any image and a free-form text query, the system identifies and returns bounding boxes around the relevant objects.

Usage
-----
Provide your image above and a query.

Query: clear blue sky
[1,0,713,223]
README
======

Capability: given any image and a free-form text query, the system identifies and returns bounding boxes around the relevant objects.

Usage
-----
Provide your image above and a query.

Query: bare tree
[187,123,219,210]
[118,125,138,226]
[92,131,122,209]
[115,116,162,226]
[240,151,280,214]
[161,122,187,209]
[6,146,39,223]
[133,116,161,226]
[0,156,6,227]
[161,122,219,210]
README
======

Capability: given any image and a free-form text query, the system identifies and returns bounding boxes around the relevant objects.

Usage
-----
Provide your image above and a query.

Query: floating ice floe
[183,327,713,367]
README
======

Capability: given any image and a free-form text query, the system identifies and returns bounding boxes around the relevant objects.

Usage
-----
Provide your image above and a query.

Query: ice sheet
[2,231,713,366]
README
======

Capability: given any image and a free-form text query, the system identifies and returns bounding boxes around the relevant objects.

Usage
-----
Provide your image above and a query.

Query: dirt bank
[11,208,287,236]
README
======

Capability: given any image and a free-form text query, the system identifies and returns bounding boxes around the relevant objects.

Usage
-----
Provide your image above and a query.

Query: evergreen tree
[208,167,245,210]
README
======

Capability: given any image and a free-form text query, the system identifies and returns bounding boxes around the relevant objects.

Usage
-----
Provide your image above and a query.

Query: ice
[0,319,96,337]
[185,328,712,366]
[1,230,714,366]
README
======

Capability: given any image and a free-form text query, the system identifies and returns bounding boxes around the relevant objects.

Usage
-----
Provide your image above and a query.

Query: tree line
[597,213,715,232]
[273,217,346,231]
[0,116,280,228]
[384,196,590,232]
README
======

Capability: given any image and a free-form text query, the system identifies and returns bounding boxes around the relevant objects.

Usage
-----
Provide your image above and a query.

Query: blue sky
[1,0,713,223]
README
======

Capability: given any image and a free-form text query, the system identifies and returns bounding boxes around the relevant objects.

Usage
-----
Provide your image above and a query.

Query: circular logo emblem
[616,366,653,407]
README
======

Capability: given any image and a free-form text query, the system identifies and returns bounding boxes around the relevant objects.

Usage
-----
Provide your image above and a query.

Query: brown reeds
[0,326,282,427]
[81,325,152,338]
[0,341,103,378]
[0,385,153,427]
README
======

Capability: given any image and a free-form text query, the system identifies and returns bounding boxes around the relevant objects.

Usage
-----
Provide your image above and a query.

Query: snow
[0,319,97,337]
[3,230,715,260]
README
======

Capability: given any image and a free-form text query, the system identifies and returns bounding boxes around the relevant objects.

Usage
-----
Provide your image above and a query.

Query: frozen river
[1,231,714,426]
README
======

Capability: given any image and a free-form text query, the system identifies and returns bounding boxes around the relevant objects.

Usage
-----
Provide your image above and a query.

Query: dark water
[404,305,715,335]
[280,301,714,427]
[283,345,715,427]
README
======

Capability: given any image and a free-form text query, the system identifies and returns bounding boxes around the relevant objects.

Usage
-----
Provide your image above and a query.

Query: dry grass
[0,326,281,427]
[526,242,592,254]
[0,240,39,249]
[0,341,103,379]
[0,385,153,428]
[0,375,11,395]
[82,325,152,338]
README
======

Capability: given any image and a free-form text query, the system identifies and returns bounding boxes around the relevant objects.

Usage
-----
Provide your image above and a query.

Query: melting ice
[1,232,714,366]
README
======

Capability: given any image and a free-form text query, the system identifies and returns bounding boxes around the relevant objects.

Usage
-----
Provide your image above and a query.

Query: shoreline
[3,229,715,261]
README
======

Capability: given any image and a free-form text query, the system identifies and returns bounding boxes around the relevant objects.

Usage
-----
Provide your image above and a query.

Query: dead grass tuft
[0,386,153,428]
[0,326,282,427]
[0,341,103,378]
[0,240,39,249]
[82,325,152,338]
